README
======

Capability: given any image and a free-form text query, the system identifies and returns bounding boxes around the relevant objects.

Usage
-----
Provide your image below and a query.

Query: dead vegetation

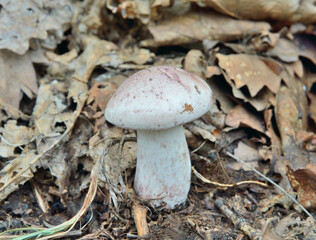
[0,0,316,239]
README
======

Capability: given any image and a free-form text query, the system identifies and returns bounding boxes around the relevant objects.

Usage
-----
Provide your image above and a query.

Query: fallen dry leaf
[217,53,281,97]
[142,10,270,47]
[71,36,118,83]
[220,70,274,112]
[184,49,206,78]
[0,120,34,158]
[0,0,74,54]
[0,50,38,109]
[275,85,309,169]
[191,0,316,24]
[225,105,265,133]
[286,165,316,209]
[266,38,300,62]
[0,150,40,201]
[229,141,261,171]
[87,82,118,113]
[119,47,155,65]
[294,34,316,66]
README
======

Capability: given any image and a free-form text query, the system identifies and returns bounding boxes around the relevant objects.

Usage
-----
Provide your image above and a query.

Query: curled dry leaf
[274,215,316,239]
[0,120,34,158]
[71,37,118,83]
[217,54,281,97]
[142,11,270,47]
[286,165,316,209]
[107,0,152,24]
[0,150,41,201]
[80,0,107,32]
[0,50,38,109]
[87,82,118,113]
[266,38,300,62]
[275,86,309,169]
[294,34,316,66]
[192,0,316,24]
[0,0,74,54]
[225,105,265,133]
[184,49,206,78]
[119,47,155,65]
[220,69,274,112]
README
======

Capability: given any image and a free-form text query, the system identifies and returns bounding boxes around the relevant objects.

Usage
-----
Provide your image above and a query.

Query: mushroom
[105,66,213,208]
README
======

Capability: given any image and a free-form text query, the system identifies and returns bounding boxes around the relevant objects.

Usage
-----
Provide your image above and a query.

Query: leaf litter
[0,0,316,239]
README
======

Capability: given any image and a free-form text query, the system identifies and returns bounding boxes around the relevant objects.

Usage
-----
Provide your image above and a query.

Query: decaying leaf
[191,0,316,24]
[71,36,118,83]
[294,34,316,66]
[142,11,270,47]
[275,86,309,169]
[87,82,118,113]
[225,105,266,133]
[266,38,300,62]
[217,54,281,97]
[286,166,316,209]
[184,49,205,78]
[0,150,40,201]
[119,47,155,65]
[274,214,316,239]
[0,120,34,158]
[0,50,38,109]
[0,0,74,54]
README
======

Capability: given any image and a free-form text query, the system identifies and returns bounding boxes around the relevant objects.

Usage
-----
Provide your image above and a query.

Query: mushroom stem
[134,125,191,208]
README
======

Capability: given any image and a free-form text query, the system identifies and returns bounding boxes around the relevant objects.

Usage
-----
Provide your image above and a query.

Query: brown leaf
[225,105,265,133]
[264,109,282,159]
[0,0,74,54]
[217,54,281,97]
[184,50,206,78]
[72,36,118,83]
[87,82,118,113]
[142,11,270,47]
[266,38,299,62]
[308,92,316,125]
[119,47,155,65]
[286,165,316,209]
[276,86,309,169]
[193,0,316,24]
[219,64,275,112]
[0,50,38,108]
[294,34,316,66]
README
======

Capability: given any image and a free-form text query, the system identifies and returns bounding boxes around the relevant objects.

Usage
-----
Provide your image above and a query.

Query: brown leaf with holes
[217,53,281,97]
[87,82,118,113]
[286,165,316,209]
[0,0,74,54]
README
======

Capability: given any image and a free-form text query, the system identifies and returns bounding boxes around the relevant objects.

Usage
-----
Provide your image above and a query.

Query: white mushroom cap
[105,66,213,130]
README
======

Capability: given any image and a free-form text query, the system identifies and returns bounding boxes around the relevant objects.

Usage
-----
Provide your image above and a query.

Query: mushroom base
[134,125,191,209]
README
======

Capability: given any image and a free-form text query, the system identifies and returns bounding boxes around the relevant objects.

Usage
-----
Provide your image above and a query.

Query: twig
[226,152,315,222]
[132,203,149,237]
[192,166,268,188]
[215,198,261,240]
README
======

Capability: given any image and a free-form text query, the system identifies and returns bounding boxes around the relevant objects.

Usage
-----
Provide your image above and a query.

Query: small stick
[132,203,149,237]
[215,198,261,240]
